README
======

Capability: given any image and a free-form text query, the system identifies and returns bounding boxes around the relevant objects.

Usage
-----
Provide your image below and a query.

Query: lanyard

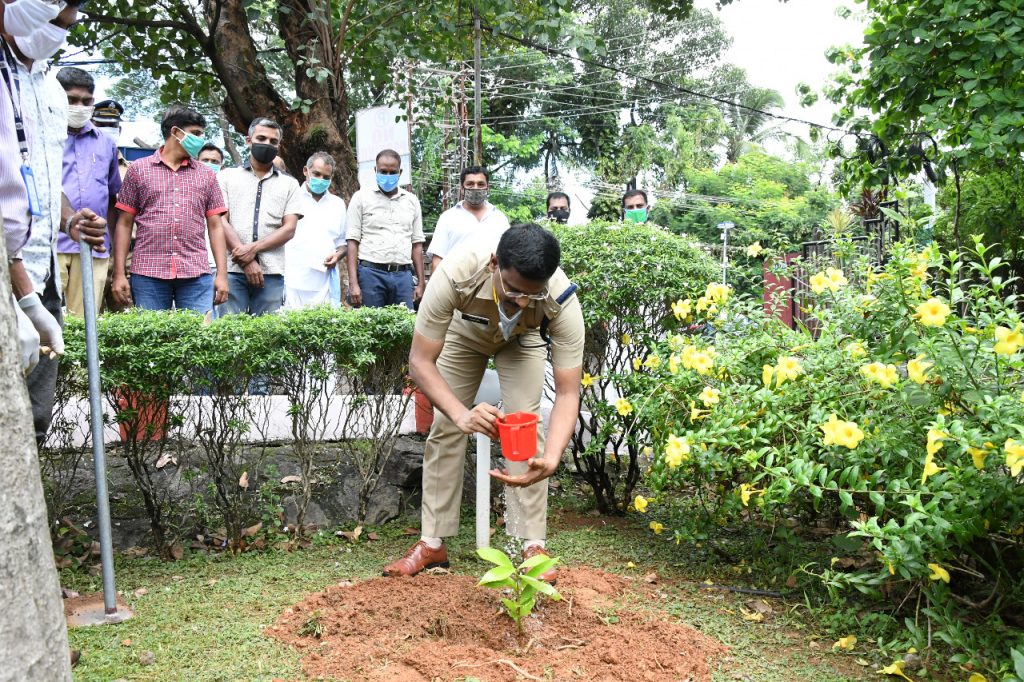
[251,167,277,242]
[0,41,30,162]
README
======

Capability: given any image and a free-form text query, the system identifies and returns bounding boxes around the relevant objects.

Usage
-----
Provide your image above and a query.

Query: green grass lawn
[63,502,875,682]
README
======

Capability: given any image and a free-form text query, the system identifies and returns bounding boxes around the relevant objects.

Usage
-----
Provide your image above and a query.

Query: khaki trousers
[57,252,108,317]
[421,321,549,540]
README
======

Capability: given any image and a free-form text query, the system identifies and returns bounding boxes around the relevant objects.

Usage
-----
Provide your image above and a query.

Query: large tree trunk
[206,0,360,198]
[0,230,72,680]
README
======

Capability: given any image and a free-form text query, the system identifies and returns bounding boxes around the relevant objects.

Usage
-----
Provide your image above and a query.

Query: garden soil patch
[268,566,727,681]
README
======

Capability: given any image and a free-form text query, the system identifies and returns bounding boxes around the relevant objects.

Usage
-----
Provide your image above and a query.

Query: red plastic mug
[496,412,539,461]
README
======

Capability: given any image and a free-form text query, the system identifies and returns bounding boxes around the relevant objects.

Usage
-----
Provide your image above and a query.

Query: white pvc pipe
[475,432,490,550]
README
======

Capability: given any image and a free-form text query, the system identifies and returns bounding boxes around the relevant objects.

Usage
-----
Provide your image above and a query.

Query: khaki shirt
[416,237,585,369]
[346,186,424,265]
[218,165,303,276]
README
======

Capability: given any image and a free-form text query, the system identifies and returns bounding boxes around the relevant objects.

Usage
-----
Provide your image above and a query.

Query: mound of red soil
[268,566,727,681]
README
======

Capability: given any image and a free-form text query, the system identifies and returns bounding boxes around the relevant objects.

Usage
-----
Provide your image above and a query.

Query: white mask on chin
[97,125,120,144]
[15,22,68,61]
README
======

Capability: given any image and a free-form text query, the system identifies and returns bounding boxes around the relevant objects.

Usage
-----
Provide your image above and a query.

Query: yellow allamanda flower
[921,452,945,484]
[689,401,706,422]
[1005,438,1024,476]
[820,413,865,449]
[927,563,951,583]
[632,358,643,371]
[845,341,867,358]
[644,354,661,369]
[826,266,848,288]
[699,386,721,406]
[967,446,988,470]
[621,333,632,346]
[745,243,764,257]
[668,334,686,352]
[649,521,664,534]
[968,674,989,682]
[810,272,831,294]
[581,373,599,388]
[664,434,691,468]
[739,483,756,506]
[832,635,857,651]
[668,354,681,375]
[861,362,900,389]
[705,282,731,304]
[615,398,634,417]
[671,299,692,321]
[689,351,715,375]
[994,323,1024,356]
[774,356,803,387]
[876,660,913,681]
[762,364,774,388]
[633,495,649,513]
[907,355,932,385]
[915,297,951,327]
[926,428,947,456]
[695,296,717,315]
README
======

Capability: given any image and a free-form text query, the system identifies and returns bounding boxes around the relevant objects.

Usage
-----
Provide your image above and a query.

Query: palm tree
[723,86,786,163]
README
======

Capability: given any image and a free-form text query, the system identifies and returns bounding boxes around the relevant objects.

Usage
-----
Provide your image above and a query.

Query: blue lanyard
[0,41,30,162]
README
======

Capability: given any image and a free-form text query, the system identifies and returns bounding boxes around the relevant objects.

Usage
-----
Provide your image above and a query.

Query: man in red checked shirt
[110,105,228,313]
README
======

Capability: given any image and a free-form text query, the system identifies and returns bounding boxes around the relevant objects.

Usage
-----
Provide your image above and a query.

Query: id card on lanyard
[0,41,42,217]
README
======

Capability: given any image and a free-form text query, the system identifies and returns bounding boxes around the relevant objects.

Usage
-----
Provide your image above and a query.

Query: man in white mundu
[284,151,347,308]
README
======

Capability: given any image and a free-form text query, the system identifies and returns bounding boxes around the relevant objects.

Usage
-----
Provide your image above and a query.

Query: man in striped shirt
[110,106,229,313]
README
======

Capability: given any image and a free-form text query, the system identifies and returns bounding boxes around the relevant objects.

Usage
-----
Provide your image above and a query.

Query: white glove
[13,293,40,373]
[18,292,63,358]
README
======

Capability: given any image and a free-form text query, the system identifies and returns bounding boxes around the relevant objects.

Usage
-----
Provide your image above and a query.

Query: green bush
[622,237,1024,675]
[58,306,415,556]
[553,220,718,513]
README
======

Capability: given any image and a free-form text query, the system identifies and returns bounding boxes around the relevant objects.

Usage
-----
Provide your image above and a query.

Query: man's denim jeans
[356,265,413,309]
[219,273,285,316]
[131,273,213,314]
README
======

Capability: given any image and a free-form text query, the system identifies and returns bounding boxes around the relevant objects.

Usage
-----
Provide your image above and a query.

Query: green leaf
[521,574,561,600]
[526,558,559,580]
[476,547,514,569]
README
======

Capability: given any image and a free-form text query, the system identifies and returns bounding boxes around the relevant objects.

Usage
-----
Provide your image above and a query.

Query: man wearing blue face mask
[345,148,425,309]
[284,151,347,308]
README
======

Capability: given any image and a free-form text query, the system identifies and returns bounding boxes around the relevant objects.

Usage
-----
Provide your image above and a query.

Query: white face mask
[3,0,61,38]
[66,104,94,129]
[97,125,120,144]
[15,21,68,61]
[497,302,523,341]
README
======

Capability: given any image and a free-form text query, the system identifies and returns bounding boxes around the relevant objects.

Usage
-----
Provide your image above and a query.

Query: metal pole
[78,241,117,615]
[718,221,734,286]
[473,5,482,165]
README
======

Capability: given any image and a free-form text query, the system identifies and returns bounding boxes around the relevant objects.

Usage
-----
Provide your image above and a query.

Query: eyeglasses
[497,269,548,301]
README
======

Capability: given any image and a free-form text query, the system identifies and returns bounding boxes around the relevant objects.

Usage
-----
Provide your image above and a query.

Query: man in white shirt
[428,166,509,271]
[285,151,347,308]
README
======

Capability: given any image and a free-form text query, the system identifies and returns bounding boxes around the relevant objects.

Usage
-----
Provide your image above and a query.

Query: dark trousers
[26,268,62,446]
[356,264,414,309]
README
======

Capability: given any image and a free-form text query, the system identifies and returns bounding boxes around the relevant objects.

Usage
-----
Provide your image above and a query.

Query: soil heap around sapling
[268,565,727,681]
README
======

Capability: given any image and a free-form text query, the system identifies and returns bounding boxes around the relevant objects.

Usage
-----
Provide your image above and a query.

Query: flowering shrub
[553,221,717,513]
[623,237,1024,673]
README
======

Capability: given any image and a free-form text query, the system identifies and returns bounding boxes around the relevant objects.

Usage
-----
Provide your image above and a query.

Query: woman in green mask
[622,188,649,224]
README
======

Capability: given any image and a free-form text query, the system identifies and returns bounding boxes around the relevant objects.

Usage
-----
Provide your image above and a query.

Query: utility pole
[473,4,482,165]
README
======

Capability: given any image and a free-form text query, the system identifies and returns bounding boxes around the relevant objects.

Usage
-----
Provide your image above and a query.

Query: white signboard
[355,105,412,190]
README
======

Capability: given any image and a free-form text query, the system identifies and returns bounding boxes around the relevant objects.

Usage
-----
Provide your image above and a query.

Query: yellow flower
[649,521,664,534]
[826,266,848,288]
[626,561,636,568]
[644,354,661,369]
[615,398,633,417]
[668,354,681,375]
[632,358,643,371]
[860,362,900,389]
[967,446,987,470]
[668,334,686,352]
[745,243,764,257]
[581,373,598,388]
[810,271,830,294]
[689,351,715,375]
[927,563,950,583]
[1005,438,1024,476]
[845,341,867,358]
[774,356,803,387]
[633,495,648,513]
[699,386,721,406]
[820,414,865,449]
[907,355,932,385]
[968,674,989,682]
[621,333,632,346]
[876,660,914,681]
[994,323,1024,356]
[705,282,731,304]
[739,483,755,506]
[762,364,774,388]
[671,299,692,321]
[915,297,951,327]
[926,428,947,456]
[689,401,706,422]
[664,434,691,468]
[832,635,857,651]
[921,453,945,484]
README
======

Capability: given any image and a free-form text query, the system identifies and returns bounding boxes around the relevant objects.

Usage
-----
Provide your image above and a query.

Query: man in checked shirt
[111,105,229,312]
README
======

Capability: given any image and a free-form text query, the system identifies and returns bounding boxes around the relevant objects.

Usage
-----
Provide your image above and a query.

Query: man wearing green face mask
[622,188,650,224]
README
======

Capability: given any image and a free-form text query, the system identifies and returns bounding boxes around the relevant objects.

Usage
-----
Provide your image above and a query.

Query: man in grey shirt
[218,117,303,316]
[345,149,425,309]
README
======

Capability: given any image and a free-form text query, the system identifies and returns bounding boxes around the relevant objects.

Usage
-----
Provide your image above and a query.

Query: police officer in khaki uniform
[384,223,584,582]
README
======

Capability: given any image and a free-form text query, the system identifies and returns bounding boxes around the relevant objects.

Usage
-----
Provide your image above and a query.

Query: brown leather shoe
[522,545,558,584]
[70,649,81,668]
[383,540,449,577]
